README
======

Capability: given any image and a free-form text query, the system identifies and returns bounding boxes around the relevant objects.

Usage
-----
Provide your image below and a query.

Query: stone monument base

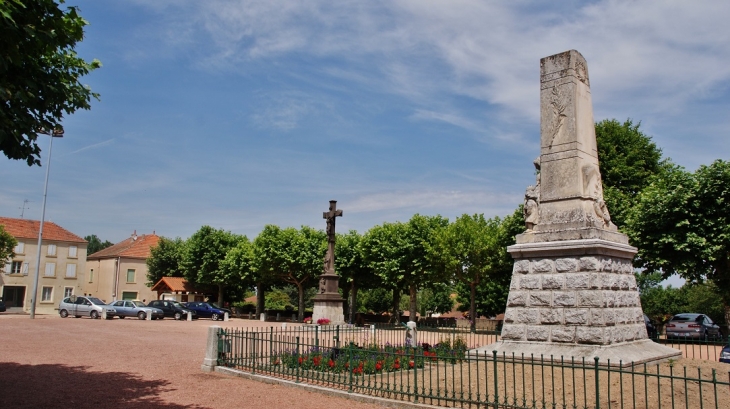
[312,300,345,325]
[470,339,681,367]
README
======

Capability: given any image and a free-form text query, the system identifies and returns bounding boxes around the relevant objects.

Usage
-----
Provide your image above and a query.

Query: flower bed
[272,338,468,375]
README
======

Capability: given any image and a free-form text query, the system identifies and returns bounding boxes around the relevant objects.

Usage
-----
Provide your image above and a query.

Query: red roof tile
[0,217,86,243]
[88,233,160,259]
[150,277,199,293]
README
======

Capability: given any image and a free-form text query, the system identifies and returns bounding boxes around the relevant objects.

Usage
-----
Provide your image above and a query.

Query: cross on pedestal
[311,200,345,324]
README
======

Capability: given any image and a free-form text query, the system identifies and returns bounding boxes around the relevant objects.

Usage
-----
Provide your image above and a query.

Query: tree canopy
[1,0,100,165]
[145,236,186,286]
[181,226,241,305]
[0,224,17,263]
[595,119,669,227]
[84,234,113,256]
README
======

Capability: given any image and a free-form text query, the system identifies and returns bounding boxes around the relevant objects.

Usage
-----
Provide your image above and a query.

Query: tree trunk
[391,289,401,324]
[350,282,358,325]
[217,284,224,307]
[297,281,305,322]
[256,283,265,319]
[409,283,418,323]
[470,281,477,333]
[342,286,350,323]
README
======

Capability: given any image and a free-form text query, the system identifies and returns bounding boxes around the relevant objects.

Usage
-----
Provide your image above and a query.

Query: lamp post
[30,128,64,319]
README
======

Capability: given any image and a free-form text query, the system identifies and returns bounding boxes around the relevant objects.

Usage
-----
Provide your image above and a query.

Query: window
[64,287,74,298]
[47,244,57,256]
[126,269,135,283]
[44,262,56,277]
[41,286,53,302]
[88,269,94,283]
[121,291,137,300]
[65,264,77,278]
[68,245,77,258]
[14,242,24,254]
[22,262,28,275]
[11,261,22,274]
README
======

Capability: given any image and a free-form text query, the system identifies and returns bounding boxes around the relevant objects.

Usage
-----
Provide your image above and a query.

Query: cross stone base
[474,237,681,367]
[312,300,345,325]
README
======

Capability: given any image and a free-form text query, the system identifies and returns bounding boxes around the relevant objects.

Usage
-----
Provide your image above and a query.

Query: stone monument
[473,50,680,366]
[311,200,346,325]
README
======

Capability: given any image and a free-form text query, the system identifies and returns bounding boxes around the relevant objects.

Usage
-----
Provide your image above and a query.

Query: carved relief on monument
[582,164,617,230]
[546,85,567,148]
[524,157,541,231]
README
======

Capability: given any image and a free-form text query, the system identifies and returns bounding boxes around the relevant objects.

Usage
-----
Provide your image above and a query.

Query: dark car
[644,314,658,339]
[666,313,723,340]
[0,298,6,313]
[147,300,197,320]
[720,344,730,364]
[184,302,228,321]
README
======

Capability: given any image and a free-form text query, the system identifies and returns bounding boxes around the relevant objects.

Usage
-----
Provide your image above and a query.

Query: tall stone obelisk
[475,50,680,366]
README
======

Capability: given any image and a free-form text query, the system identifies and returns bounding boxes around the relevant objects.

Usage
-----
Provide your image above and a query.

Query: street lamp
[30,128,64,319]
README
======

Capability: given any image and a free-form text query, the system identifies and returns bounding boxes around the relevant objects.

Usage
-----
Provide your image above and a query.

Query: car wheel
[211,313,220,321]
[90,310,99,319]
[59,309,68,318]
[174,312,182,320]
[137,311,146,320]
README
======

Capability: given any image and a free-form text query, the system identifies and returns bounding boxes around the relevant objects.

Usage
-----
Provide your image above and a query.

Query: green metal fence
[216,325,730,409]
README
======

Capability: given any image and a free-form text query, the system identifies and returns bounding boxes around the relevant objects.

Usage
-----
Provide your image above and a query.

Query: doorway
[2,286,26,308]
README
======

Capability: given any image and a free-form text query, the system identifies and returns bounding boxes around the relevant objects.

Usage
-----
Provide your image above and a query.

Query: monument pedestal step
[470,339,682,367]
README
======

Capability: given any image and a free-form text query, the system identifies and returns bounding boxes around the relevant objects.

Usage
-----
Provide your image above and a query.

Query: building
[150,276,205,303]
[0,217,88,314]
[84,231,159,303]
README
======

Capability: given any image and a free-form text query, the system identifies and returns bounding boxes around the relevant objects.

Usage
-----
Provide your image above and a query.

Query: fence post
[493,350,499,409]
[594,356,600,409]
[201,325,222,372]
[252,332,257,374]
[413,348,419,403]
[296,336,301,383]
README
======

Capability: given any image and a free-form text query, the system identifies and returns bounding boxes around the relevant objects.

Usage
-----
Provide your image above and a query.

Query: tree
[419,283,454,316]
[220,237,256,297]
[360,221,409,321]
[1,0,101,166]
[182,226,241,306]
[335,230,377,323]
[626,160,730,324]
[253,225,326,321]
[145,237,186,286]
[0,224,17,265]
[595,119,669,228]
[84,234,113,255]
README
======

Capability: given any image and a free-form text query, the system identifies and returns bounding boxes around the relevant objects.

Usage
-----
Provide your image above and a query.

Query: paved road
[0,314,384,409]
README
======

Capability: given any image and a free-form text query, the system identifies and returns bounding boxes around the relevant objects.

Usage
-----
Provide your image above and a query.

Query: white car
[109,300,164,320]
[59,296,116,319]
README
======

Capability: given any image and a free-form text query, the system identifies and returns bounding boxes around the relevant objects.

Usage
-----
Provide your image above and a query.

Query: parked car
[209,302,233,317]
[720,344,730,364]
[183,302,228,321]
[0,298,6,312]
[109,300,164,320]
[644,314,658,339]
[59,296,116,319]
[147,300,197,320]
[665,313,722,340]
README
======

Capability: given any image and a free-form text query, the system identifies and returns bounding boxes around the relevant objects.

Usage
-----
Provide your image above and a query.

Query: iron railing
[215,325,730,409]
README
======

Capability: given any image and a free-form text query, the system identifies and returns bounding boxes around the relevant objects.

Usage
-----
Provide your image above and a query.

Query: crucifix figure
[322,200,343,280]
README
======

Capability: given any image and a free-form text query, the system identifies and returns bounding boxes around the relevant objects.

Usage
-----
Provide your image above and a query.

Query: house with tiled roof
[150,277,205,303]
[0,217,87,314]
[84,231,160,303]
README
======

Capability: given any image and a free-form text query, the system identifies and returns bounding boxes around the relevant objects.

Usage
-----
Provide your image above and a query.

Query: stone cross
[322,200,342,275]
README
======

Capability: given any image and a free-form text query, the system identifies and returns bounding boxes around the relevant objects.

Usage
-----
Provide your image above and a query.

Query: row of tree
[145,211,524,327]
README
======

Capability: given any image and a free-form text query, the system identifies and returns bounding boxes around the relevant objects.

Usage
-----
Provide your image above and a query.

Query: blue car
[721,344,730,364]
[184,302,228,321]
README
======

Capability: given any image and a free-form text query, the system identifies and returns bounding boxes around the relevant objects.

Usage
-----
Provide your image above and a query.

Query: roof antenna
[19,199,31,218]
[132,230,138,241]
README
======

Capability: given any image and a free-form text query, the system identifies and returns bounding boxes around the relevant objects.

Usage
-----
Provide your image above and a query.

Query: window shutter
[22,262,29,275]
[3,261,10,274]
[66,264,77,278]
[69,246,77,257]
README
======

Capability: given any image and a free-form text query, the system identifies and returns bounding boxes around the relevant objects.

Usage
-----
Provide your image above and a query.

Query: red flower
[409,361,414,368]
[298,356,304,365]
[393,362,400,369]
[328,359,335,368]
[375,361,383,371]
[313,356,322,366]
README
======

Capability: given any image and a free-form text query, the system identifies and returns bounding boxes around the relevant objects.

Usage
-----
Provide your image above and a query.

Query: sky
[1,1,729,287]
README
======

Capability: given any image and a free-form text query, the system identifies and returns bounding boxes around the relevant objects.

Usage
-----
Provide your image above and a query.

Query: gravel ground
[0,314,386,409]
